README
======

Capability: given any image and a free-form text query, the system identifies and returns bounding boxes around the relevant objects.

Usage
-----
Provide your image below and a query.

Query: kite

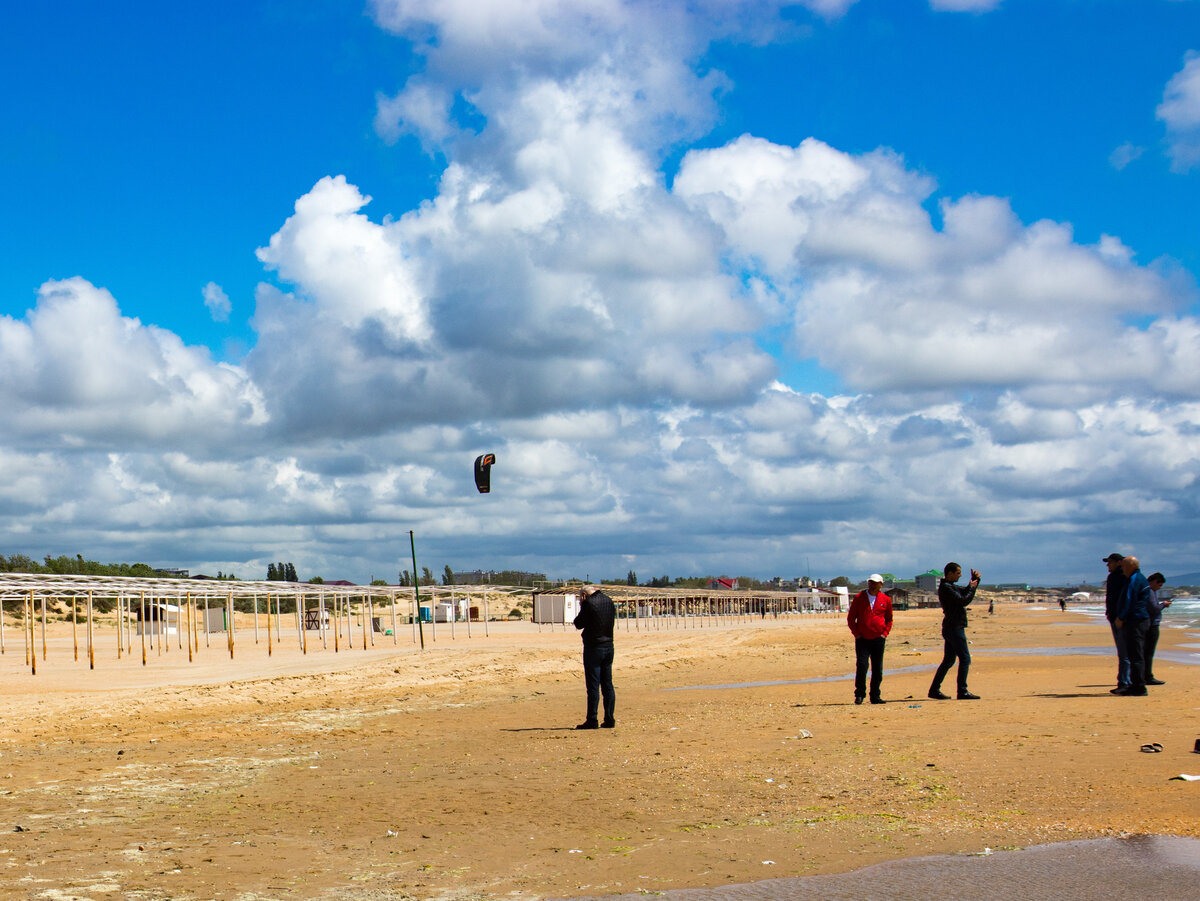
[474,453,496,493]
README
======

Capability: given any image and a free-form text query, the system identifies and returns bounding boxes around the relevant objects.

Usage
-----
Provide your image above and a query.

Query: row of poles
[0,587,498,675]
[537,592,844,632]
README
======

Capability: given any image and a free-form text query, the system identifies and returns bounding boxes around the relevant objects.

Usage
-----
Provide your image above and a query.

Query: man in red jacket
[847,574,893,705]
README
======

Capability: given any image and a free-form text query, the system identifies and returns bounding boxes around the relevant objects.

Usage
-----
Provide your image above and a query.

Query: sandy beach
[0,602,1197,899]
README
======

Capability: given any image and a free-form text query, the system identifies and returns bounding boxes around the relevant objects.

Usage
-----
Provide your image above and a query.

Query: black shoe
[928,689,950,700]
[575,720,599,730]
[870,697,886,704]
[1118,687,1148,696]
[957,691,980,700]
[854,696,864,705]
[601,719,616,728]
[1146,678,1165,686]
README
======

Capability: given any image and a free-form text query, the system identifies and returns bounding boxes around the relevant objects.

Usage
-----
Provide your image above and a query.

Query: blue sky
[2,0,1199,586]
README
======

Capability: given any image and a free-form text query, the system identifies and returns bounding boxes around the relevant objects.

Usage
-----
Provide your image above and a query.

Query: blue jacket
[1117,570,1151,623]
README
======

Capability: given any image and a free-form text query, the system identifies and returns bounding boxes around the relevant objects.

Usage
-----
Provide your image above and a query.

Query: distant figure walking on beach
[847,574,893,705]
[1114,557,1151,696]
[928,563,980,701]
[1145,572,1170,686]
[573,584,616,729]
[1103,552,1130,693]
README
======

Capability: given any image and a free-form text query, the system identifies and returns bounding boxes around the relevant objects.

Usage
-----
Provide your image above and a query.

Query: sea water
[1070,594,1200,632]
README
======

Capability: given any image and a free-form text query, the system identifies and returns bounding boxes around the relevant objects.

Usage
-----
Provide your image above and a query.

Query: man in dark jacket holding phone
[573,584,616,729]
[928,562,980,700]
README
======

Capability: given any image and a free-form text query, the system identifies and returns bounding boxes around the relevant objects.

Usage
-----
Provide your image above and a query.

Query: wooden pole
[333,595,340,652]
[0,593,5,655]
[140,592,147,665]
[300,593,308,655]
[186,592,194,663]
[203,596,211,648]
[390,589,398,644]
[25,590,34,674]
[253,593,260,644]
[116,596,122,660]
[72,596,79,661]
[227,592,234,660]
[87,590,94,670]
[267,593,273,657]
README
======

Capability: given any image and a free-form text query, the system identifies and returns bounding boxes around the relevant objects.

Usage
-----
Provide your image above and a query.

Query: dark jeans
[854,637,886,700]
[1109,620,1130,687]
[1144,623,1161,680]
[1123,619,1148,690]
[583,643,615,723]
[930,624,971,695]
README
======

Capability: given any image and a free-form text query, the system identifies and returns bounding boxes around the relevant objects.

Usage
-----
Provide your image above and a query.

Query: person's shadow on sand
[500,727,580,732]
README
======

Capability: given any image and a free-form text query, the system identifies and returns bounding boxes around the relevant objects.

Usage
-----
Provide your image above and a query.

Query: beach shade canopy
[474,453,496,493]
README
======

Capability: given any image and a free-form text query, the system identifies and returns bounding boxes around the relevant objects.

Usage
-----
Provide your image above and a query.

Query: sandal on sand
[1140,743,1164,753]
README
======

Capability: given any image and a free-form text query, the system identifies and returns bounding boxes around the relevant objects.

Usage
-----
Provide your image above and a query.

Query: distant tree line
[0,553,171,578]
[266,562,299,582]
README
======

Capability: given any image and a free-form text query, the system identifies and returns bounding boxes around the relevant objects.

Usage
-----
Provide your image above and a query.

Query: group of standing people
[573,554,1172,725]
[1103,553,1170,697]
[847,562,980,705]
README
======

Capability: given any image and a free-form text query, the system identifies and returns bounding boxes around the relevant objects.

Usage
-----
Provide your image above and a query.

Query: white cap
[868,574,884,584]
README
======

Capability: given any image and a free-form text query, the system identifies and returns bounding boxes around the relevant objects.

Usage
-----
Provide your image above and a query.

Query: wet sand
[585,835,1200,900]
[0,604,1197,899]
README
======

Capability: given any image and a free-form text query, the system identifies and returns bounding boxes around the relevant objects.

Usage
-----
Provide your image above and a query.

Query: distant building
[914,569,943,591]
[161,568,189,578]
[708,577,739,590]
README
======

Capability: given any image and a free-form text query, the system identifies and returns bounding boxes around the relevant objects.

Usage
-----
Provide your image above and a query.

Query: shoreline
[1,605,1197,899]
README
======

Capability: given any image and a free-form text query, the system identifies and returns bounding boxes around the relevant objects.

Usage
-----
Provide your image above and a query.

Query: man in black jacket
[573,584,616,729]
[928,562,980,700]
[1102,552,1130,693]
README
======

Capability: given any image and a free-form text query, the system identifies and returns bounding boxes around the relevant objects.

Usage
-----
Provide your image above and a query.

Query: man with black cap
[1102,552,1130,693]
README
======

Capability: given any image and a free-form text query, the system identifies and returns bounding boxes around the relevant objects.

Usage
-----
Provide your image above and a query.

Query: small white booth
[532,592,580,625]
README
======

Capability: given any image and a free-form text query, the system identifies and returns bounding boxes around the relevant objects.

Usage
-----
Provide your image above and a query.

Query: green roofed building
[914,569,944,591]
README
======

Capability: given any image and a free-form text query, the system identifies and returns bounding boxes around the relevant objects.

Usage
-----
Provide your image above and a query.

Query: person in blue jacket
[1114,556,1151,696]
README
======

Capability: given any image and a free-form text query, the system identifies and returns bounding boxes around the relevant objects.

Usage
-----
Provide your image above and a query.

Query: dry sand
[0,603,1196,900]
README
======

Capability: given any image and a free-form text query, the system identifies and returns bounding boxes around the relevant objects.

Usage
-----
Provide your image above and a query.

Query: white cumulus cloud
[1158,50,1200,172]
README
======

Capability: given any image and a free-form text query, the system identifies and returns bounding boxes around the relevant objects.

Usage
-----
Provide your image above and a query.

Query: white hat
[868,573,884,583]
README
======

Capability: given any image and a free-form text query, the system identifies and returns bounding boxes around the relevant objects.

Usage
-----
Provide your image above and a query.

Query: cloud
[203,281,231,322]
[0,278,266,451]
[929,0,1002,11]
[1157,50,1200,172]
[1109,142,1145,171]
[677,136,1194,396]
[1,1,1197,585]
